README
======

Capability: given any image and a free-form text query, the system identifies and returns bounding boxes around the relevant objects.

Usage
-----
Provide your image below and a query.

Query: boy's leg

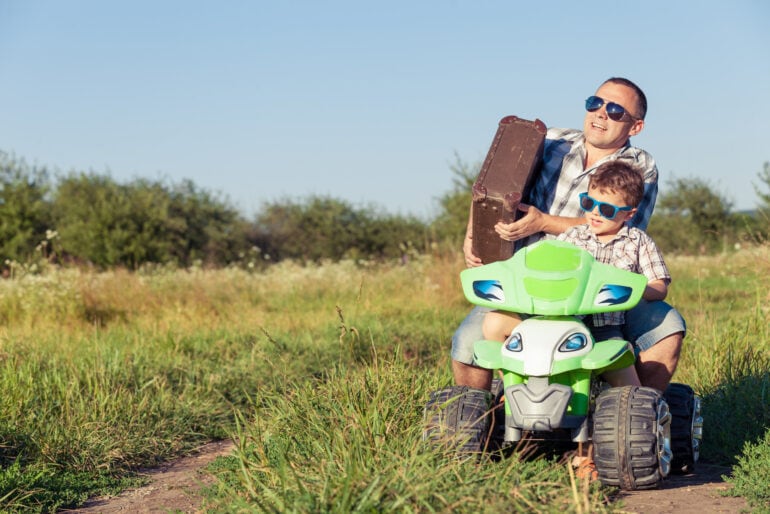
[602,365,642,387]
[451,306,493,390]
[623,300,686,392]
[483,311,522,342]
[592,326,642,387]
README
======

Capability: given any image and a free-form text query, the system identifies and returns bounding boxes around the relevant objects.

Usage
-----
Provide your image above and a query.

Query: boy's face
[583,185,637,238]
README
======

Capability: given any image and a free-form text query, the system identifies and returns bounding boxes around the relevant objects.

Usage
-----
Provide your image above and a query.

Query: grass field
[0,246,769,512]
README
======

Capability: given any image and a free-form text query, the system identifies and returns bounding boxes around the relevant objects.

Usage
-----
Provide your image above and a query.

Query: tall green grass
[664,246,770,511]
[0,246,768,512]
[203,354,609,513]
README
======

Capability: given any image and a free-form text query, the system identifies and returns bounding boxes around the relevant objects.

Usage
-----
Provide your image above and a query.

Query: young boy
[482,160,672,478]
[483,159,671,385]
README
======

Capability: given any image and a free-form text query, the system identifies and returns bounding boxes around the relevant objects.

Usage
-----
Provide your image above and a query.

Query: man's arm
[631,180,658,230]
[462,203,483,268]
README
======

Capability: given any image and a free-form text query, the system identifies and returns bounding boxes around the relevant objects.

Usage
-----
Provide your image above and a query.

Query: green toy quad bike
[423,240,702,490]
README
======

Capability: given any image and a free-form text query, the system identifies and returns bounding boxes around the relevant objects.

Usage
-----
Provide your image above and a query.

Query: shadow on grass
[700,370,770,466]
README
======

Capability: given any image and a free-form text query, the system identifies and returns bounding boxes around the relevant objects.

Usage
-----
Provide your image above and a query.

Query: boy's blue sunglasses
[579,192,633,220]
[585,95,639,122]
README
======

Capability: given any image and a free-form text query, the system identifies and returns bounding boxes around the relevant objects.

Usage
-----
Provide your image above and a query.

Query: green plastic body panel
[461,240,648,316]
[474,337,633,374]
[500,368,593,417]
[474,337,633,417]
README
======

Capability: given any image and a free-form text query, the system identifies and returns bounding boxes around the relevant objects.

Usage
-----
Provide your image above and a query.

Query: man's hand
[463,234,483,268]
[494,203,545,242]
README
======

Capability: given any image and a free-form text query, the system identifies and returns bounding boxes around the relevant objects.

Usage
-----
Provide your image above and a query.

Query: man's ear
[628,118,644,137]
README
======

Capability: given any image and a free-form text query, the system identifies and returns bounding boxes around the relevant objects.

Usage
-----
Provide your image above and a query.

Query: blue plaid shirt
[524,128,658,246]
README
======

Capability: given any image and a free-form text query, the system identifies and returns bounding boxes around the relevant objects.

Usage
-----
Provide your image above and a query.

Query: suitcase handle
[500,115,547,134]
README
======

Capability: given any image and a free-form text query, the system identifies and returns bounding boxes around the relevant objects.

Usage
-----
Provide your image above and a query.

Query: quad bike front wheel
[664,383,703,474]
[593,386,673,490]
[422,385,492,456]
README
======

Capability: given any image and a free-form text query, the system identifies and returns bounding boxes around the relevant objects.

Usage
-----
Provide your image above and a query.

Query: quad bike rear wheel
[593,386,672,490]
[664,383,703,474]
[423,385,492,456]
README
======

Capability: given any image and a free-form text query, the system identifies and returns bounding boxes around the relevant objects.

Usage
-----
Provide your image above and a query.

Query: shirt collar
[574,134,635,171]
[578,223,633,244]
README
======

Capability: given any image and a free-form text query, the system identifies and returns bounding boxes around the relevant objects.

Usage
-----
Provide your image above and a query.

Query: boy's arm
[643,278,668,301]
[637,230,670,301]
[494,203,583,241]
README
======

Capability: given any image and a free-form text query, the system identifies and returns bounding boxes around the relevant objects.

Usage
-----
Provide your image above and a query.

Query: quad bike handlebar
[461,239,648,316]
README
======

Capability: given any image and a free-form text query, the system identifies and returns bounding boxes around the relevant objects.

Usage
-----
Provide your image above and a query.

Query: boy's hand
[494,203,545,241]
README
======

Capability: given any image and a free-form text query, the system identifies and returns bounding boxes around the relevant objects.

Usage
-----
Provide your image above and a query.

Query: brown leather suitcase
[471,115,546,264]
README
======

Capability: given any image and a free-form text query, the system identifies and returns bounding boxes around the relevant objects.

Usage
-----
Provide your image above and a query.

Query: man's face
[583,82,644,151]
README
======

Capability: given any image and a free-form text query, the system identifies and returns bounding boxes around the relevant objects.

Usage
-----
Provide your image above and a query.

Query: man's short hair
[603,77,647,120]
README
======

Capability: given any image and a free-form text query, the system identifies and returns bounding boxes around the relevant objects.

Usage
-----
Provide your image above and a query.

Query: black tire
[593,386,672,490]
[664,383,703,474]
[423,385,492,456]
[490,377,505,402]
[488,378,507,453]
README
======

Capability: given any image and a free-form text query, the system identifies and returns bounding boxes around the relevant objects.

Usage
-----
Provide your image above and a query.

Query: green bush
[252,195,431,262]
[726,428,770,511]
[52,173,173,268]
[51,173,249,269]
[430,153,478,244]
[0,153,53,265]
[647,176,738,254]
[163,179,251,267]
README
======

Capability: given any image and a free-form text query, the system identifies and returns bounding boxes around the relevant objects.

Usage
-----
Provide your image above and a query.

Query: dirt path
[64,440,236,514]
[612,463,748,513]
[66,445,747,513]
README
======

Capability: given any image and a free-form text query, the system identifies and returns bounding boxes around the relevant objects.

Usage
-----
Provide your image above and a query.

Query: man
[452,77,685,393]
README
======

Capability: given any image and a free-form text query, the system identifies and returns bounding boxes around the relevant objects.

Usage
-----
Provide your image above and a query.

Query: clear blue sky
[1,1,768,220]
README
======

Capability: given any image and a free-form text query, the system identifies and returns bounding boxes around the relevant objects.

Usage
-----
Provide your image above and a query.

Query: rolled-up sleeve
[638,231,670,284]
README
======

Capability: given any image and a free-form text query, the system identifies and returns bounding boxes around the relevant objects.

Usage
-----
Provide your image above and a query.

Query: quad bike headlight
[559,332,588,352]
[505,332,523,352]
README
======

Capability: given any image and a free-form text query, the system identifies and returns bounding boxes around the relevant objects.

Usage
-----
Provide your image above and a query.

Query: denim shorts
[622,299,687,355]
[451,301,686,365]
[450,305,492,365]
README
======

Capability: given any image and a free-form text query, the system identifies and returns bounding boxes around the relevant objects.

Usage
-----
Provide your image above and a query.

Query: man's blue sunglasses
[579,192,633,220]
[585,95,639,122]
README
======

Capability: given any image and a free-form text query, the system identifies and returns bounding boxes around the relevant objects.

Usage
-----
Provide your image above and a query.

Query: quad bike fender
[580,340,635,373]
[473,340,508,370]
[547,339,634,375]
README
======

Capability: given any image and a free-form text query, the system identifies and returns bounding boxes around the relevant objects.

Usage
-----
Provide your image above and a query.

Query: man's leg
[452,360,493,390]
[635,332,683,392]
[451,306,493,390]
[623,300,687,392]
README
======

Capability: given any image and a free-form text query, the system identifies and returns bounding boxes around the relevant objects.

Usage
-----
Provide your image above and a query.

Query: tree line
[1,151,768,273]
